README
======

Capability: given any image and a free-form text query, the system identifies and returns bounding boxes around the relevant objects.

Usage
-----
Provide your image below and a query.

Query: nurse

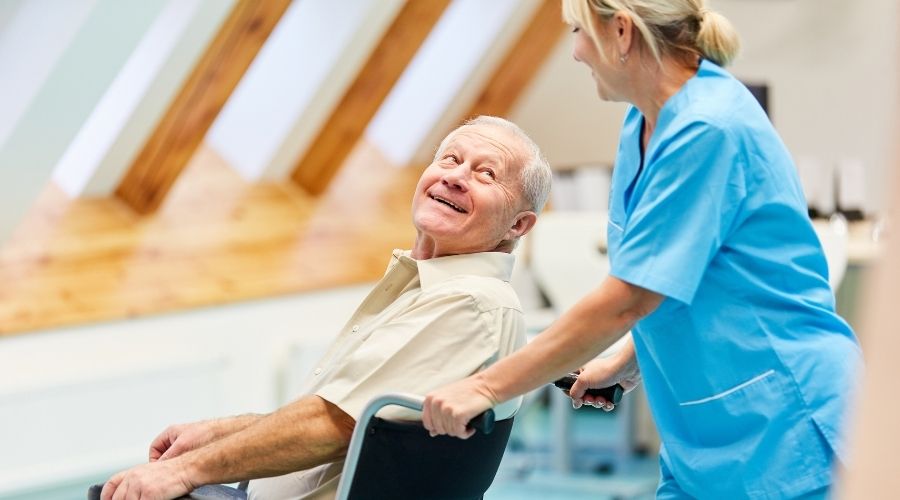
[423,0,862,498]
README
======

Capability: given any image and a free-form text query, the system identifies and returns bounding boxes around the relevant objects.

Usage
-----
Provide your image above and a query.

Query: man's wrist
[167,454,204,491]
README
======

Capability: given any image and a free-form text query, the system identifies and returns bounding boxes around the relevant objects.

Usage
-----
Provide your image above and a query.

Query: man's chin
[413,213,462,233]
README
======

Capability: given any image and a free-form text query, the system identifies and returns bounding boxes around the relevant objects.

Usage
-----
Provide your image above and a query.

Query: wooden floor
[0,141,422,335]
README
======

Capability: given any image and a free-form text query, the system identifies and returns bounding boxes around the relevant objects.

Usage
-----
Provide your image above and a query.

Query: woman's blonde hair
[561,0,740,67]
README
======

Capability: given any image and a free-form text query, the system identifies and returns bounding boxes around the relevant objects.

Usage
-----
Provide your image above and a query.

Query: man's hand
[569,343,641,411]
[100,459,195,500]
[149,421,217,462]
[423,374,498,439]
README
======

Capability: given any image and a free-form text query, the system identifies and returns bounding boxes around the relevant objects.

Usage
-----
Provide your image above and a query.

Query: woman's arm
[423,275,662,438]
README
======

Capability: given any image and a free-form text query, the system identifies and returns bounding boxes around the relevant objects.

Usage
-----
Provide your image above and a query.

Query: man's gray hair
[434,116,552,214]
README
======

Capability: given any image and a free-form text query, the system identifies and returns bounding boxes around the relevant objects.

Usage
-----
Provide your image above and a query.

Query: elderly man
[100,115,552,500]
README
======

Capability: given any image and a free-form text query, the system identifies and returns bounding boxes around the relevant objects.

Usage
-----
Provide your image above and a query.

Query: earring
[619,53,629,64]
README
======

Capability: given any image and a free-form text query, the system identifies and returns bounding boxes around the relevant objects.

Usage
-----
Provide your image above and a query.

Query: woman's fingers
[424,377,494,439]
[579,394,614,411]
[424,396,472,438]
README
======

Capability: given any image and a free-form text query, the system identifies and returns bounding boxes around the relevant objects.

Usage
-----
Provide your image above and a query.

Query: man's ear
[506,211,538,240]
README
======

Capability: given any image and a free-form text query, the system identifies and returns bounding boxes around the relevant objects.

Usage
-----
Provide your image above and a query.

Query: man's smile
[428,193,468,214]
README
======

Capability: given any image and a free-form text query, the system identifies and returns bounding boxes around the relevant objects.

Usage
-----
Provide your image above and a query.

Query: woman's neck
[631,57,698,143]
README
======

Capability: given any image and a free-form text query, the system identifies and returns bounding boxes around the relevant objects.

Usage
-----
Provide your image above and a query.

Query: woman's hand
[569,345,641,411]
[423,374,499,439]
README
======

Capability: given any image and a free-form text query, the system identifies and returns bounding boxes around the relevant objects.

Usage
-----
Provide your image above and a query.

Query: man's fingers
[109,478,128,500]
[149,435,172,462]
[101,473,124,500]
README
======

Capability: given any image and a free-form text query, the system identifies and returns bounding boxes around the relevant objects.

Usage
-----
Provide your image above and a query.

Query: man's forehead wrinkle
[449,128,522,169]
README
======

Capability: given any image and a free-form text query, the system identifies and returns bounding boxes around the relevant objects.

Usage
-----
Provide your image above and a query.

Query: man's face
[411,124,534,256]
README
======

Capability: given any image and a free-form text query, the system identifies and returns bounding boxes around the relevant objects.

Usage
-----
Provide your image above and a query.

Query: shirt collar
[390,249,515,290]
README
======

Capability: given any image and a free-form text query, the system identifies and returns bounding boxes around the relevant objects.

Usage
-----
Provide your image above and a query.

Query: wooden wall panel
[463,0,566,119]
[291,0,451,195]
[115,0,291,214]
[0,141,420,335]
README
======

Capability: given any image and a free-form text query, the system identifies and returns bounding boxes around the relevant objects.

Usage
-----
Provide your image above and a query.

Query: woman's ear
[612,11,634,57]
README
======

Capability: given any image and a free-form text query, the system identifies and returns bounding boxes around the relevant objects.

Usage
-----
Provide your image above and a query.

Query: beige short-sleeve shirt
[248,250,526,500]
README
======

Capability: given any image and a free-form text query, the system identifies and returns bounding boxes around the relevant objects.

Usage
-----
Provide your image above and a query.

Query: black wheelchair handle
[553,372,625,405]
[467,408,495,435]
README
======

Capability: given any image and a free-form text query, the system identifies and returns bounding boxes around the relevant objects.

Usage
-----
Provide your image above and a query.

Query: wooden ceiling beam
[115,0,291,214]
[290,0,452,196]
[0,0,167,245]
[463,0,567,119]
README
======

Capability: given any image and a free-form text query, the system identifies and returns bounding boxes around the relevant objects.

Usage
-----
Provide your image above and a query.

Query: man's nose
[441,166,469,191]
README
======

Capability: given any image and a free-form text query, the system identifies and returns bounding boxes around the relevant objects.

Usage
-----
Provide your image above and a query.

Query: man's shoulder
[423,275,523,314]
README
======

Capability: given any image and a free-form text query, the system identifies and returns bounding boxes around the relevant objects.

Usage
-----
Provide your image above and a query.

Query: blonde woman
[423,1,860,498]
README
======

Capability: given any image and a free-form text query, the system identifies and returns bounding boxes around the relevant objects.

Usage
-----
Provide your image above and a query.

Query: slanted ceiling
[0,0,564,335]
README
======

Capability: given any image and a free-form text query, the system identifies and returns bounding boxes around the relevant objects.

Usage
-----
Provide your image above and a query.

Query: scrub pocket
[669,369,833,498]
[676,368,782,448]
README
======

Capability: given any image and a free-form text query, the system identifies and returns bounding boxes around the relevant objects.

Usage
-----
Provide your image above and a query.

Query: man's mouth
[429,194,467,213]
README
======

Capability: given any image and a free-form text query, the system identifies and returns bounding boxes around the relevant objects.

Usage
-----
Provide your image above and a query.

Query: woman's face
[570,20,625,102]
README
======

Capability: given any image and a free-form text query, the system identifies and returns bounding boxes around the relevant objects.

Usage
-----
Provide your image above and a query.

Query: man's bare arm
[150,413,264,462]
[184,395,355,484]
[102,396,355,499]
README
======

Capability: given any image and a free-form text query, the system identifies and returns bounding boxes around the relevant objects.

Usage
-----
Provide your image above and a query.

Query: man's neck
[410,233,512,260]
[410,235,437,260]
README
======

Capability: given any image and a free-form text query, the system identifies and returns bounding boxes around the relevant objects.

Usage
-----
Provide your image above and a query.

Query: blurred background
[0,0,896,498]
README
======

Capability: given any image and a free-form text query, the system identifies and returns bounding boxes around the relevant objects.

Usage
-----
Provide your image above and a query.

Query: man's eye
[571,26,580,33]
[443,154,459,164]
[482,169,496,179]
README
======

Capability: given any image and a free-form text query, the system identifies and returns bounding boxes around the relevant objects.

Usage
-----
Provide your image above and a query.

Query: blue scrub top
[607,60,861,498]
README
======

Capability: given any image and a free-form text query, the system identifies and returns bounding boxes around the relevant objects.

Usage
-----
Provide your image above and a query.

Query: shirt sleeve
[315,291,510,421]
[610,120,747,305]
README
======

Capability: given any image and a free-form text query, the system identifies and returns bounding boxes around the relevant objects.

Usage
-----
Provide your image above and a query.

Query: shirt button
[314,368,322,375]
[351,325,360,333]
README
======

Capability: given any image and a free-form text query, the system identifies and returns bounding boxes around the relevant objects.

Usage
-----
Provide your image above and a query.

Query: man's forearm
[177,395,355,487]
[207,414,264,440]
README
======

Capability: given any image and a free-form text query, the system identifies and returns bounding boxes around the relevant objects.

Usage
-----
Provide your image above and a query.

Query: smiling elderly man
[99,116,552,500]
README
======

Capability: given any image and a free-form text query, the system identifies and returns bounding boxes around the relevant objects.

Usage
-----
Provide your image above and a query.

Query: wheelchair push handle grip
[467,408,495,435]
[553,373,625,405]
